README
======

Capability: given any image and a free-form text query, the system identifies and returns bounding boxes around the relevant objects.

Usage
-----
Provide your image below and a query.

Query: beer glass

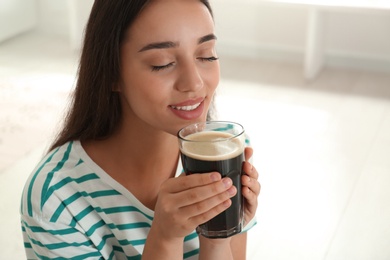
[178,121,245,238]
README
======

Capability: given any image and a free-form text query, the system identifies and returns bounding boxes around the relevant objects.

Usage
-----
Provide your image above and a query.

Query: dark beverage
[181,152,244,237]
[178,128,245,239]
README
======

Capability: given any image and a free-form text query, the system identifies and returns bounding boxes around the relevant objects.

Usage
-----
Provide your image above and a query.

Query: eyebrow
[138,33,217,52]
[198,34,217,44]
[138,41,177,52]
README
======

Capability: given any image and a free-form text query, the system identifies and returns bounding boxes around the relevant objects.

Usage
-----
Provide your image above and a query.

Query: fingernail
[222,178,232,188]
[211,172,220,182]
[227,187,236,196]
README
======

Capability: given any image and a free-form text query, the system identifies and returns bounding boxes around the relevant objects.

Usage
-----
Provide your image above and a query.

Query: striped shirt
[20,140,255,259]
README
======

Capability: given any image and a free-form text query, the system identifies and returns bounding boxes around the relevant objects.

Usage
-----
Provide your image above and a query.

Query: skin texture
[82,0,260,259]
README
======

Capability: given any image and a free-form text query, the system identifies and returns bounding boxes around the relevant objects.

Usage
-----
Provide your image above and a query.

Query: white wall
[2,1,388,71]
[324,11,390,68]
[212,1,390,71]
[214,3,308,61]
[67,0,94,50]
[0,0,37,42]
[35,0,69,39]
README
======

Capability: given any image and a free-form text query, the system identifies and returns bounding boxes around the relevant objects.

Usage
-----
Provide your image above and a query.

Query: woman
[20,0,260,259]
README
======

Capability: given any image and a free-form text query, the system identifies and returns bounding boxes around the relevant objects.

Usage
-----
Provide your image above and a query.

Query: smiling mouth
[170,102,202,111]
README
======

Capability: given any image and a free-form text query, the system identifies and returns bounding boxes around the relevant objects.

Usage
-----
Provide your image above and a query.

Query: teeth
[171,102,201,111]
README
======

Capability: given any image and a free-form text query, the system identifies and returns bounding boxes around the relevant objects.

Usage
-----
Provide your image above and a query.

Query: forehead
[123,0,214,46]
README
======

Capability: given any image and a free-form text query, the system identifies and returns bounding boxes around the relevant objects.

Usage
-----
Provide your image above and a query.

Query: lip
[170,97,205,107]
[169,97,205,120]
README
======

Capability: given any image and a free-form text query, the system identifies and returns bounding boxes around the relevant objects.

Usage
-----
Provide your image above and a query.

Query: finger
[245,147,253,161]
[164,172,221,193]
[242,161,258,180]
[180,184,237,217]
[242,186,258,218]
[173,177,234,208]
[242,175,261,196]
[189,198,233,227]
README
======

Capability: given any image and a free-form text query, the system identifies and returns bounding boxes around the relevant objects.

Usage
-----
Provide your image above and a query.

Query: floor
[1,32,389,260]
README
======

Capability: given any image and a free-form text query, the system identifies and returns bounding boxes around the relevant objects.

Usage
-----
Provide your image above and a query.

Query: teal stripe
[103,206,153,221]
[41,142,73,209]
[107,250,142,260]
[118,238,146,246]
[183,232,199,258]
[107,249,115,260]
[68,206,92,227]
[95,233,115,251]
[69,205,100,227]
[34,251,102,260]
[112,248,142,260]
[52,189,121,224]
[184,231,198,242]
[69,205,151,231]
[69,217,77,227]
[128,256,142,260]
[71,205,94,225]
[24,242,32,248]
[76,158,83,166]
[85,220,106,237]
[29,236,93,250]
[114,222,150,230]
[213,123,234,132]
[112,246,143,260]
[112,245,124,253]
[50,192,82,222]
[22,220,79,236]
[44,173,99,204]
[26,147,60,217]
[184,248,199,259]
[89,189,121,198]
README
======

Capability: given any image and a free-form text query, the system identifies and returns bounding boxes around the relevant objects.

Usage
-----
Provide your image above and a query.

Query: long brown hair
[50,0,215,151]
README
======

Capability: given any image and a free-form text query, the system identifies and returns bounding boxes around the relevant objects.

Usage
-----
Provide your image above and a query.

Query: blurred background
[1,0,389,259]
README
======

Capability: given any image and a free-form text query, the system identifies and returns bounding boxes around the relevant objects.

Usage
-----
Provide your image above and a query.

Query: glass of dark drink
[177,121,245,239]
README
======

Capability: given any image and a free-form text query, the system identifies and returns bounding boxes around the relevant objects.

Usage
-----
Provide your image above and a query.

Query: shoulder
[20,141,94,221]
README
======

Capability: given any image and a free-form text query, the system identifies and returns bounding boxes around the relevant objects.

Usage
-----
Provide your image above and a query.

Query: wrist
[198,235,234,260]
[143,226,184,260]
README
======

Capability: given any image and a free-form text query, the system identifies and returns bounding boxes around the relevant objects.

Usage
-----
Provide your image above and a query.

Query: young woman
[20,0,260,259]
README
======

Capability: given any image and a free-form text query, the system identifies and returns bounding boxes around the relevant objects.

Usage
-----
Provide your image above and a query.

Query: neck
[82,116,183,210]
[118,131,180,175]
[84,117,181,180]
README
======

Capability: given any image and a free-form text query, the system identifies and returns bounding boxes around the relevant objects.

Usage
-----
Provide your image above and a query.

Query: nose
[174,61,204,92]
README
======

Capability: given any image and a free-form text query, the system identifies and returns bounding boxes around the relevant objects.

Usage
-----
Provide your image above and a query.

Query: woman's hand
[144,172,236,259]
[152,172,237,241]
[241,147,261,225]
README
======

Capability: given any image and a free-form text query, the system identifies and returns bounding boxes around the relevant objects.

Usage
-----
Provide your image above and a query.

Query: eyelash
[151,63,174,72]
[151,56,219,72]
[199,56,219,62]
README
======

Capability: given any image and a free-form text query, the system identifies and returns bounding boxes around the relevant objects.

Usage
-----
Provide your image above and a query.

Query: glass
[178,121,245,239]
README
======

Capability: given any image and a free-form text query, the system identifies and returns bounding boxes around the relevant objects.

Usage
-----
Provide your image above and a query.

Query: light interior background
[0,0,389,259]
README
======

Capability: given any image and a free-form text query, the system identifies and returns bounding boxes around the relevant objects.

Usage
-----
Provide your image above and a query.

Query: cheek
[120,77,171,117]
[205,64,220,92]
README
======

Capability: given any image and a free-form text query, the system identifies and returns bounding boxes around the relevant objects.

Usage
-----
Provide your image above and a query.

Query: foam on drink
[180,131,244,161]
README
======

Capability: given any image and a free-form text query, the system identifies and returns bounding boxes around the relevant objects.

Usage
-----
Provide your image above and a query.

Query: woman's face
[118,0,220,135]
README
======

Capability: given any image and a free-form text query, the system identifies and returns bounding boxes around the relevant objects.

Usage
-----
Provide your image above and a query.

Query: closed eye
[151,57,218,71]
[151,62,175,72]
[198,56,219,62]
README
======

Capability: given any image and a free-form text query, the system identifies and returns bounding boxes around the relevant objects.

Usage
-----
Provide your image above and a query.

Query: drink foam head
[180,131,245,161]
